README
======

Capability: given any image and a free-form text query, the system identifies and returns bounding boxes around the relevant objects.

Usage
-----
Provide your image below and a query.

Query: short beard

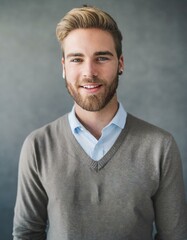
[65,75,119,112]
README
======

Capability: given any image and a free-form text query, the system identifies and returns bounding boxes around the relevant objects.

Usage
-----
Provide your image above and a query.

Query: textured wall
[0,0,186,239]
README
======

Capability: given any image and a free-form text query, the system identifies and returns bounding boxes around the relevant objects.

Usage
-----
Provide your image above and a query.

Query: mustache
[80,77,105,84]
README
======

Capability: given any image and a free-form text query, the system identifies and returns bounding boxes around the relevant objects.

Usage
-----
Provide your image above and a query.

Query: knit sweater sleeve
[13,135,48,240]
[153,135,187,240]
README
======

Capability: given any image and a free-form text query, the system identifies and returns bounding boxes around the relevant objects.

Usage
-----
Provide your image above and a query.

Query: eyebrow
[66,51,114,59]
[66,53,84,59]
[95,51,114,56]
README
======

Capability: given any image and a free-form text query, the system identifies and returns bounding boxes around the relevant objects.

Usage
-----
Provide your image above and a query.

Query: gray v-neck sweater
[13,114,187,240]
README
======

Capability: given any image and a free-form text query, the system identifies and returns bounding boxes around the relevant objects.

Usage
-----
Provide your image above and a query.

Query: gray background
[0,0,186,239]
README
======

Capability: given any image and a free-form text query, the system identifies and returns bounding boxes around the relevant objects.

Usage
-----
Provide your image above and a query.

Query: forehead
[62,28,116,56]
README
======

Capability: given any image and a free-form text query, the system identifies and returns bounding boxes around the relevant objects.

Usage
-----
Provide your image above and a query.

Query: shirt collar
[68,105,83,133]
[109,102,127,129]
[68,102,127,134]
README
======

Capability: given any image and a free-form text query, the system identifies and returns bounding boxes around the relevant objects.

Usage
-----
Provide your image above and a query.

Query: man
[13,5,187,240]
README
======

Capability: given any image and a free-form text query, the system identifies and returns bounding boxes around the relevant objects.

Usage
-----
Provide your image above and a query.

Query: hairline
[60,27,122,59]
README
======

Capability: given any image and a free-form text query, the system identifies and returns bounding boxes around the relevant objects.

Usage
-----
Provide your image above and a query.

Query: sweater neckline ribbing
[62,113,130,172]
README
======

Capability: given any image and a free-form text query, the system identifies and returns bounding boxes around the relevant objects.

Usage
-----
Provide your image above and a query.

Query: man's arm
[153,135,187,240]
[13,136,48,240]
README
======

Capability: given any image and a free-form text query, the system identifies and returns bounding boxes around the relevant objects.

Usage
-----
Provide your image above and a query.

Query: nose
[82,60,98,78]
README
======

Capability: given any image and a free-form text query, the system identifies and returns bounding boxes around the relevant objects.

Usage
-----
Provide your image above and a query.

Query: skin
[62,28,124,139]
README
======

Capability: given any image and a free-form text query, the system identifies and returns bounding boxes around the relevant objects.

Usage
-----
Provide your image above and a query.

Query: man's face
[62,28,124,112]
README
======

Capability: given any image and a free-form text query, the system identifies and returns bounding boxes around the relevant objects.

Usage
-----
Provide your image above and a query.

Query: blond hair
[56,6,123,58]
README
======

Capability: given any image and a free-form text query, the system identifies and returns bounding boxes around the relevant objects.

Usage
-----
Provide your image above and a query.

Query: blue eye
[97,57,109,61]
[70,58,82,62]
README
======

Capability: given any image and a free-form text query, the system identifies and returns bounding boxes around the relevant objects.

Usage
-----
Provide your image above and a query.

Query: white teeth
[83,85,99,89]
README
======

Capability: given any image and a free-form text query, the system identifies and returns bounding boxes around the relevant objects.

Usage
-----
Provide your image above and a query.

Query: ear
[61,57,66,79]
[118,55,124,73]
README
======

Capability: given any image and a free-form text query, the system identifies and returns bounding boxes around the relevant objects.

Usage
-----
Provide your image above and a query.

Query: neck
[74,96,119,140]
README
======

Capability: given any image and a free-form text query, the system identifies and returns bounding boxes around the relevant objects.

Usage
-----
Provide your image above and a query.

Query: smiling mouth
[82,84,102,89]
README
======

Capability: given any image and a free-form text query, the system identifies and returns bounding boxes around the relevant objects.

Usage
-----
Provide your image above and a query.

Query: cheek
[66,69,76,84]
[65,67,78,83]
[104,66,118,80]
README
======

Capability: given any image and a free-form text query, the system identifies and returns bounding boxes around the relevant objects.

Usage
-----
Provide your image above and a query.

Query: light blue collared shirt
[68,103,127,161]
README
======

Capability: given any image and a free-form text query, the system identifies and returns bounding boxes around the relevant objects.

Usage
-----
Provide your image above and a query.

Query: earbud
[62,71,65,79]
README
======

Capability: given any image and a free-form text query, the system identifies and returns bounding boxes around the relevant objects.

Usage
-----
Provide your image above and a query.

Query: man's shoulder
[126,113,172,140]
[26,114,69,143]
